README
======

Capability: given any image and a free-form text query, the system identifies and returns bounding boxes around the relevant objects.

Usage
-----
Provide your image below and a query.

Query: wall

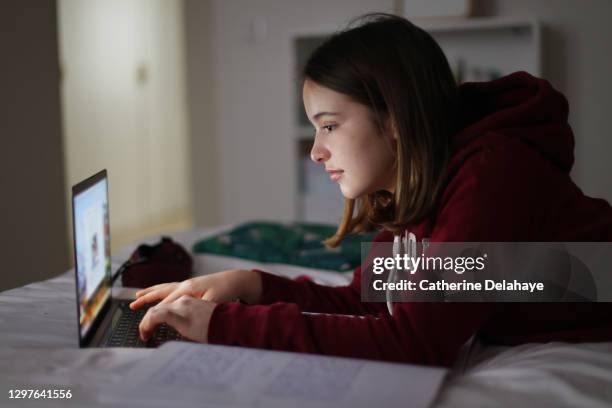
[186,0,612,227]
[185,0,395,226]
[58,0,192,251]
[0,1,69,291]
[184,0,219,227]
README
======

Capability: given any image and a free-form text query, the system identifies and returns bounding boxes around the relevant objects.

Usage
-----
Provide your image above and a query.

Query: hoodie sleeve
[251,230,393,316]
[254,269,388,315]
[208,139,544,365]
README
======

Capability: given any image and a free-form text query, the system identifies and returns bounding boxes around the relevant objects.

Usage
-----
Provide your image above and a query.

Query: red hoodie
[208,72,612,366]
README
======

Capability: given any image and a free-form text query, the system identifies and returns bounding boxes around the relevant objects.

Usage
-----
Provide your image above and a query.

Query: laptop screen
[73,171,112,340]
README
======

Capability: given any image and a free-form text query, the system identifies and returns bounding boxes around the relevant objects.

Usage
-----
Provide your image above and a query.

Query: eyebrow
[312,111,340,120]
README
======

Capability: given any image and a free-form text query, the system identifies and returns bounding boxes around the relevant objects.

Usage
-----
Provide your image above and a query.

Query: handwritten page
[102,342,447,408]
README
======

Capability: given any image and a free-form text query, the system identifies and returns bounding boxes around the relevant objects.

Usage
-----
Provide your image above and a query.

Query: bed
[1,227,611,407]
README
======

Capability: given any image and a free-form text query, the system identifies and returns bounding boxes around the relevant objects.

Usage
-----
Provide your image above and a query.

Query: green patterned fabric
[192,221,378,272]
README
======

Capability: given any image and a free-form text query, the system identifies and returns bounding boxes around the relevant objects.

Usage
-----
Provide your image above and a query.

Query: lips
[326,169,344,182]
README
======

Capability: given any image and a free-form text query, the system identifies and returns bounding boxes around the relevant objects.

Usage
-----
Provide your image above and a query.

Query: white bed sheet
[2,227,612,407]
[437,341,612,407]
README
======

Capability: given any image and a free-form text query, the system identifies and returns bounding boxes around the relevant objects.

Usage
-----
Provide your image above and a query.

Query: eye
[321,124,337,133]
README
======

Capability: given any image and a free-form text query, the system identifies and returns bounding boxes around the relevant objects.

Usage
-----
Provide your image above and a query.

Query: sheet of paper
[101,342,447,408]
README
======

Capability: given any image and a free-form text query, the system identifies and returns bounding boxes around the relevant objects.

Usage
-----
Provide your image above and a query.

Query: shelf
[425,17,541,80]
[414,16,537,33]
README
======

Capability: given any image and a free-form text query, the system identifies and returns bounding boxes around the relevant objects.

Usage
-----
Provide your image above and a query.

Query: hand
[139,295,217,343]
[129,269,262,310]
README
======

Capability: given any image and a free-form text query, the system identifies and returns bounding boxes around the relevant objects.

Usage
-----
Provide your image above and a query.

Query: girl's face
[303,79,397,199]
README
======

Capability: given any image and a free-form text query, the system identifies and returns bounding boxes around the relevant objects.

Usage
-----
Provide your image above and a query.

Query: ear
[385,116,398,141]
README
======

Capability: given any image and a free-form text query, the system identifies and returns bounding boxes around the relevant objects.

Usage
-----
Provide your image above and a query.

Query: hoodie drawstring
[387,231,417,315]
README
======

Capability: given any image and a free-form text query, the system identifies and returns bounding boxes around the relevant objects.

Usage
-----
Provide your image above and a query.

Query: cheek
[338,136,395,194]
[361,146,394,185]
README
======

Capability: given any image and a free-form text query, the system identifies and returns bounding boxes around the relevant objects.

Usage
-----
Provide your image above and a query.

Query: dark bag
[119,237,193,288]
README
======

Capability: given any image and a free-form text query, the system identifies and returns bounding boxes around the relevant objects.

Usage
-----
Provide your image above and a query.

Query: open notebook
[102,342,447,408]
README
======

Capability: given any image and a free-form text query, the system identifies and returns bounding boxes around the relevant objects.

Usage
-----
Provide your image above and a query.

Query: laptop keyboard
[104,302,183,348]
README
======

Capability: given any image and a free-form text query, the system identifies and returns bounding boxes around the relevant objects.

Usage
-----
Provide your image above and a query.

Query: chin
[339,184,366,200]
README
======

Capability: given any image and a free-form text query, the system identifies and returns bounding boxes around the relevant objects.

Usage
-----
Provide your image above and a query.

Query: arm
[131,234,391,316]
[209,139,548,365]
[209,300,495,366]
[252,226,398,315]
[254,237,391,315]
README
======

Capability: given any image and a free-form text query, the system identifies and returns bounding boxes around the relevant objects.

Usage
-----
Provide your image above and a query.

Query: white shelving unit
[418,17,541,81]
[293,17,541,223]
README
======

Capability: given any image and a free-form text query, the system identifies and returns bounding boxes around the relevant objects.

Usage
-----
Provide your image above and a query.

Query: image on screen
[74,178,111,338]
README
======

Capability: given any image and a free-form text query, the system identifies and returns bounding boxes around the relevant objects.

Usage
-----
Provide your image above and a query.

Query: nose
[310,136,330,164]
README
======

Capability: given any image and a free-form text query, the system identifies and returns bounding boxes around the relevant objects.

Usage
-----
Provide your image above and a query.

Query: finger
[159,286,196,305]
[139,306,168,341]
[135,284,166,298]
[158,279,199,305]
[131,283,180,309]
[201,289,216,302]
[130,289,169,310]
[139,305,188,341]
[139,306,161,341]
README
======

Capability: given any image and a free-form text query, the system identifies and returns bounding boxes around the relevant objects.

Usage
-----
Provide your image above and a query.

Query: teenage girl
[130,14,612,366]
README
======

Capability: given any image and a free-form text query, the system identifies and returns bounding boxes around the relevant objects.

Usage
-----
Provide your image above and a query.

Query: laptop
[72,169,182,348]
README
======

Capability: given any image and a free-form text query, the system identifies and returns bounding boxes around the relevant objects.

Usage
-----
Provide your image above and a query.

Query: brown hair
[302,13,457,247]
[302,13,458,247]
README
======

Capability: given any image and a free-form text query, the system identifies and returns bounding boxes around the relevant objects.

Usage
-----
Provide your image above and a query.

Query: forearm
[246,230,393,315]
[255,270,387,315]
[208,300,495,366]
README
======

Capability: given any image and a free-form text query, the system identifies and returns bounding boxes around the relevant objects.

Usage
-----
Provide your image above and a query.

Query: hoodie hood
[452,71,574,173]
